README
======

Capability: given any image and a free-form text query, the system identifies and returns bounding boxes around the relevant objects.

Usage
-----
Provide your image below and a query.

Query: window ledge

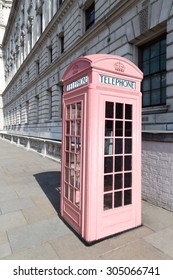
[142,105,168,115]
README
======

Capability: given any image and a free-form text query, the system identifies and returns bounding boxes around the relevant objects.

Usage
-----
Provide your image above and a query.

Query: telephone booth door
[61,95,85,235]
[97,94,141,239]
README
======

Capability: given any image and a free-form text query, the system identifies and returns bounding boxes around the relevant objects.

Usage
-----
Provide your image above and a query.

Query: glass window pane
[65,152,69,166]
[70,169,74,185]
[65,183,68,198]
[71,104,76,119]
[125,139,132,154]
[143,91,150,107]
[151,74,160,89]
[143,61,150,75]
[105,138,113,155]
[115,156,123,172]
[70,187,73,202]
[116,103,123,119]
[65,136,70,151]
[151,89,160,105]
[70,153,74,167]
[150,42,159,58]
[76,174,80,189]
[115,138,123,154]
[104,175,113,192]
[66,105,70,119]
[104,193,112,210]
[125,122,132,137]
[114,173,122,190]
[75,190,80,207]
[71,120,75,135]
[115,121,123,136]
[124,190,132,205]
[66,121,70,135]
[105,102,114,118]
[114,191,122,208]
[76,120,81,136]
[150,57,160,73]
[65,167,69,183]
[124,172,132,188]
[105,120,113,136]
[160,38,166,54]
[77,103,81,118]
[143,47,150,61]
[160,54,166,71]
[104,157,113,173]
[76,137,81,154]
[125,104,132,120]
[124,156,132,171]
[161,88,166,104]
[161,72,166,87]
[143,77,150,91]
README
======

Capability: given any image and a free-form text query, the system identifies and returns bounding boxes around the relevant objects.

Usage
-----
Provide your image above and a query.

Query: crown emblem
[114,62,125,73]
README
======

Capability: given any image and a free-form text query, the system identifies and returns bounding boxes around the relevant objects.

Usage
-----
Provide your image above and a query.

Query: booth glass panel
[103,101,133,211]
[63,101,82,208]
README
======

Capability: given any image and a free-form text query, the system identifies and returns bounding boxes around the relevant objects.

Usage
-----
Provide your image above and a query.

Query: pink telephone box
[61,54,143,243]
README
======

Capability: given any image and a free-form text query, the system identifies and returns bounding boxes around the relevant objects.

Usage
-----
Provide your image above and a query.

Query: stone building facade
[0,0,12,130]
[1,0,173,211]
[2,0,173,139]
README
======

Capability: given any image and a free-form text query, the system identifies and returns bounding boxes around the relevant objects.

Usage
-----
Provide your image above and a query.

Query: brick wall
[142,133,173,212]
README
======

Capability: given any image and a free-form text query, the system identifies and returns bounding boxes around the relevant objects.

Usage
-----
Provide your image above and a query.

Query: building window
[36,59,40,75]
[140,37,166,107]
[85,2,95,31]
[40,11,43,34]
[48,45,53,63]
[60,34,64,53]
[35,95,39,123]
[19,104,22,124]
[25,101,29,124]
[47,89,53,120]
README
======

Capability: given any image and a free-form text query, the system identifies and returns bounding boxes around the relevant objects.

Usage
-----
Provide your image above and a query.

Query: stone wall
[142,132,173,211]
[0,132,61,162]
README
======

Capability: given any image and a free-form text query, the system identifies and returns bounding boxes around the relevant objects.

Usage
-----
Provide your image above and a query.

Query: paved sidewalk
[0,139,173,260]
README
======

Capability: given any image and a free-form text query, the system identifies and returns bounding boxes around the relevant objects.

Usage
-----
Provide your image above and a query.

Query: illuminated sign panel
[67,76,88,91]
[99,75,136,89]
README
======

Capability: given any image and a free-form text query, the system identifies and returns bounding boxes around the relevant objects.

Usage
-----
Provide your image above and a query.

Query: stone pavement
[0,139,173,260]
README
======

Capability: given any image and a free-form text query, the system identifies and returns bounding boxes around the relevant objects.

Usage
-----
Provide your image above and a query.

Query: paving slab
[0,231,12,258]
[22,205,57,224]
[99,239,172,260]
[3,243,59,260]
[0,198,35,214]
[14,184,45,198]
[144,226,173,258]
[7,217,71,254]
[0,243,12,259]
[0,211,27,232]
[0,191,18,203]
[142,200,173,231]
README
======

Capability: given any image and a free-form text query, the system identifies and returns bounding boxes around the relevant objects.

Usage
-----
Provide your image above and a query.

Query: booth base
[58,214,142,246]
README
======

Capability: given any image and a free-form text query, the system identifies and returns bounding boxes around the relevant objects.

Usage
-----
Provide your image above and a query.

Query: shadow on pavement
[34,171,61,213]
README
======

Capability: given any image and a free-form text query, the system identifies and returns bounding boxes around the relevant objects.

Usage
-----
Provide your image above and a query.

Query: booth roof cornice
[62,54,143,82]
